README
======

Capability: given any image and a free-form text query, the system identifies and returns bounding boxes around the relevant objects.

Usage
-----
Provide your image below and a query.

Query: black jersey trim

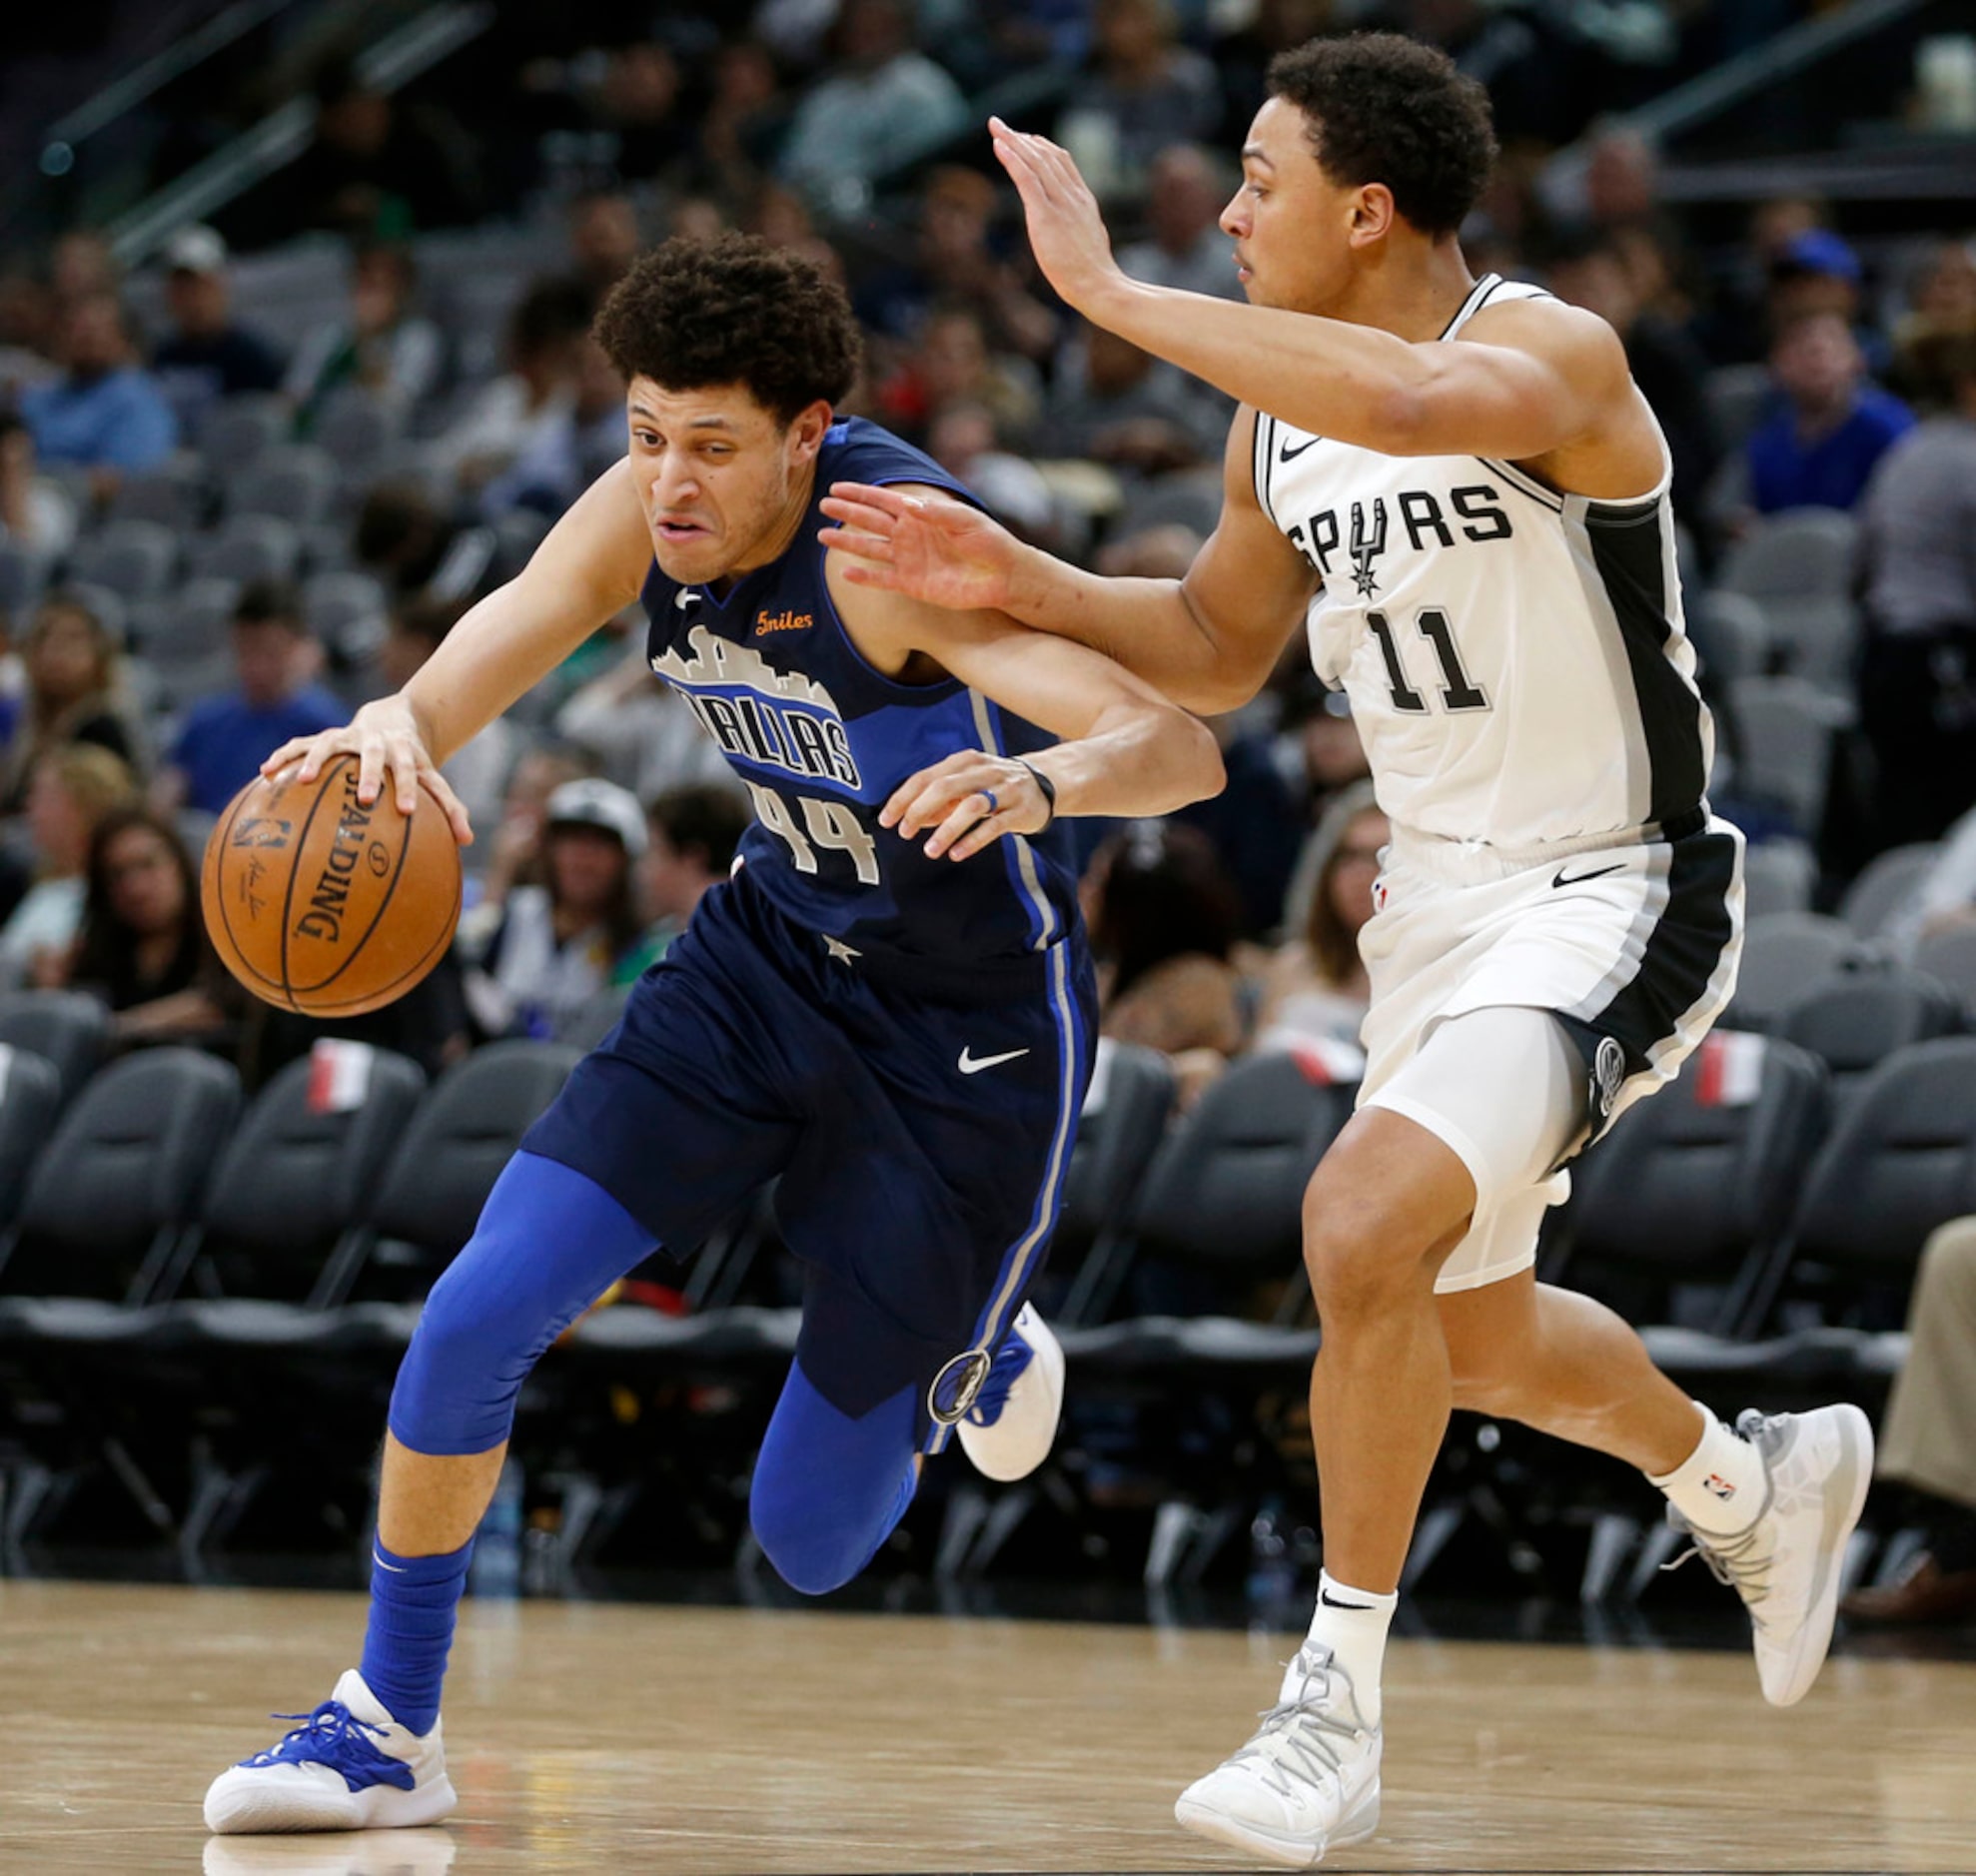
[1581,499,1708,828]
[1256,413,1283,528]
[1478,457,1566,511]
[1439,273,1501,341]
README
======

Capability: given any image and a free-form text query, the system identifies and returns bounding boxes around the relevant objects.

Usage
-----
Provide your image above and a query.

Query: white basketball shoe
[1664,1403,1874,1707]
[204,1669,456,1834]
[1173,1644,1382,1868]
[955,1304,1064,1482]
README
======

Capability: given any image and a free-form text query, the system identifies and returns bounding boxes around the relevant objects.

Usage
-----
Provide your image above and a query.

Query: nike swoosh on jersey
[1278,436,1319,462]
[958,1046,1030,1075]
[1551,862,1628,889]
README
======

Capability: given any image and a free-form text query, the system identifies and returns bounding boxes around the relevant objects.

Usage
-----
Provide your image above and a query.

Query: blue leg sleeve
[389,1151,657,1455]
[749,1363,919,1595]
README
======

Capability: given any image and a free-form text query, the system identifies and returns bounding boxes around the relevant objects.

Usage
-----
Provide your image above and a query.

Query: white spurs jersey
[1258,274,1712,852]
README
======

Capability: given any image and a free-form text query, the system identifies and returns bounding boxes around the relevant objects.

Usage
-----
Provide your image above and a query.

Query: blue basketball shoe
[204,1669,456,1834]
[956,1303,1064,1482]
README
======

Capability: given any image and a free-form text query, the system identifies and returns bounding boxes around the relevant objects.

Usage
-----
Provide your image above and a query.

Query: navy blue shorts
[523,866,1098,1452]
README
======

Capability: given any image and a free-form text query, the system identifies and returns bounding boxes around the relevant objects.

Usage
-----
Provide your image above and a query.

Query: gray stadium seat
[1718,509,1861,688]
[1689,589,1770,683]
[1727,912,1863,1030]
[198,394,289,475]
[1055,1040,1177,1324]
[107,453,209,532]
[1739,838,1816,919]
[57,579,127,648]
[1838,842,1940,941]
[356,1040,581,1291]
[226,444,339,528]
[1777,969,1964,1114]
[315,390,402,482]
[138,576,239,660]
[0,1048,242,1303]
[193,1045,428,1304]
[0,990,111,1108]
[186,514,301,585]
[302,569,389,663]
[1911,924,1976,1013]
[0,538,48,617]
[0,1046,63,1231]
[66,518,179,605]
[1727,676,1853,835]
[1703,363,1775,452]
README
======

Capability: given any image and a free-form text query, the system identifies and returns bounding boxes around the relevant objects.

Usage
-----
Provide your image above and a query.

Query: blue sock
[359,1538,474,1735]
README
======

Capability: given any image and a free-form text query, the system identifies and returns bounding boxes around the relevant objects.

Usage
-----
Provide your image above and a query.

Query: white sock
[1294,1569,1398,1727]
[1648,1401,1766,1535]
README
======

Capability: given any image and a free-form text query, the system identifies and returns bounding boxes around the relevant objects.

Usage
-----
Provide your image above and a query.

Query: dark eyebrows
[625,402,739,431]
[1240,144,1276,168]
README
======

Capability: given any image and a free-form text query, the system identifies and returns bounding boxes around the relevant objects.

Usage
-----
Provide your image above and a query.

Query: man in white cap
[152,225,286,430]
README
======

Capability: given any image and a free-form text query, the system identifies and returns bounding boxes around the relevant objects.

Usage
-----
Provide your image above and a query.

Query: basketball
[201,754,463,1017]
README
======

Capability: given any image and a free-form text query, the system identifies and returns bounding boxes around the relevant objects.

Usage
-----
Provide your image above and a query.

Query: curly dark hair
[592,234,862,425]
[1267,33,1497,239]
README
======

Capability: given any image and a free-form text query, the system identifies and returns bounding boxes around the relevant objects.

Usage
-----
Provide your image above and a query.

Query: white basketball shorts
[1356,814,1745,1294]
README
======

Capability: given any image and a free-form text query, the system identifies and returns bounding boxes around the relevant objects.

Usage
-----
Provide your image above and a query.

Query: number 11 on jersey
[1367,606,1490,714]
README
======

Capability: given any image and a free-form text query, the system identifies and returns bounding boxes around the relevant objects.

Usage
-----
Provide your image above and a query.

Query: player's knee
[748,1479,877,1596]
[1301,1193,1421,1321]
[390,1260,541,1453]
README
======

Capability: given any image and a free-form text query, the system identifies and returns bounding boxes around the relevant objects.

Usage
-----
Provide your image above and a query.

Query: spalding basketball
[202,754,463,1017]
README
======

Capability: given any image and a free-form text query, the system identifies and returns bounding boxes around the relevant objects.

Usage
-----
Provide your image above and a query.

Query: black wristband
[1016,757,1057,826]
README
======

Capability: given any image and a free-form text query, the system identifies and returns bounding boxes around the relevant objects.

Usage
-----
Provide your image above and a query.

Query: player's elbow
[1161,704,1225,807]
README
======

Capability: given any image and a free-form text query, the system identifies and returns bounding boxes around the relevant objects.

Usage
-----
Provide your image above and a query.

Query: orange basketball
[201,754,463,1017]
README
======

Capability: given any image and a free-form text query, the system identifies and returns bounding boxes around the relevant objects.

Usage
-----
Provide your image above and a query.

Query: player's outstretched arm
[986,117,1647,475]
[821,415,1311,716]
[261,462,652,839]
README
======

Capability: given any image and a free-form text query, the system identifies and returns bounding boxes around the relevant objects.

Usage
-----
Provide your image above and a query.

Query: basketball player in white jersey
[820,33,1873,1867]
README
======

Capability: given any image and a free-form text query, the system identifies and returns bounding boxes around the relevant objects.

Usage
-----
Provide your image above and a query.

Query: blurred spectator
[554,639,737,804]
[158,581,346,816]
[0,591,144,813]
[0,269,57,397]
[1583,123,1659,231]
[459,775,650,1040]
[1085,818,1246,1104]
[1256,781,1386,1051]
[593,42,692,183]
[430,275,592,501]
[0,742,137,990]
[1037,319,1224,473]
[1766,228,1891,372]
[744,183,848,288]
[1892,238,1976,399]
[692,38,792,187]
[926,402,1058,543]
[1057,0,1220,204]
[377,594,512,841]
[778,0,968,212]
[1840,1219,1976,1627]
[637,782,751,960]
[354,478,457,598]
[1743,313,1913,517]
[49,230,120,305]
[875,303,1041,448]
[1697,194,1831,366]
[19,292,178,497]
[1118,144,1242,302]
[1856,329,1976,848]
[670,195,732,244]
[58,805,236,1049]
[1279,678,1371,826]
[474,740,593,895]
[0,412,79,563]
[1546,227,1718,544]
[286,242,444,432]
[482,336,628,520]
[1211,0,1335,145]
[150,226,286,434]
[859,166,1060,363]
[566,188,642,299]
[278,57,484,240]
[1881,796,1976,960]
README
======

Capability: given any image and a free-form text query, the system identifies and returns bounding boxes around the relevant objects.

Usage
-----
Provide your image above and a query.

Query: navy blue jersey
[641,418,1081,977]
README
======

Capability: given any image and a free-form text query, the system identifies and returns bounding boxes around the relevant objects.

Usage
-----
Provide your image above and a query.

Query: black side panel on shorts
[1584,498,1707,828]
[1585,829,1739,1072]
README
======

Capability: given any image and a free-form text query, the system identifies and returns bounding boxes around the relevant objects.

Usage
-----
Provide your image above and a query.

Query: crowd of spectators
[1,6,1974,1117]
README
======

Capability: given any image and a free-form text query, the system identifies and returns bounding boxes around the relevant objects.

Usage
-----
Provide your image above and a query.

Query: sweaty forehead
[1244,95,1315,170]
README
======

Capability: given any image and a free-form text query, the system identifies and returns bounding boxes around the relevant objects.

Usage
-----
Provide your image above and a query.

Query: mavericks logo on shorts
[1591,1035,1628,1123]
[928,1346,995,1425]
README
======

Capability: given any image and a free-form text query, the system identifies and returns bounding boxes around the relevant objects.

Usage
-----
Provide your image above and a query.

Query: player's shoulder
[1458,290,1631,384]
[824,416,976,505]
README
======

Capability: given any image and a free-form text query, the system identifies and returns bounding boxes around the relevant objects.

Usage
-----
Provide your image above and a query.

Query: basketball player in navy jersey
[201,234,1221,1835]
[822,35,1873,1866]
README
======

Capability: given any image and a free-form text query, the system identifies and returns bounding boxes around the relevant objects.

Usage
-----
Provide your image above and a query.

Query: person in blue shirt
[200,232,1221,1838]
[19,293,177,499]
[159,580,346,816]
[1745,310,1914,514]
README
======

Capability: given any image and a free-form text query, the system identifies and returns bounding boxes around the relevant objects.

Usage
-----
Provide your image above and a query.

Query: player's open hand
[261,696,475,848]
[986,116,1123,316]
[883,751,1054,862]
[820,483,1020,613]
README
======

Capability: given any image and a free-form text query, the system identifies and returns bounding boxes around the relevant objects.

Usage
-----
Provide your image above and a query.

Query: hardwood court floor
[2,1579,1973,1874]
